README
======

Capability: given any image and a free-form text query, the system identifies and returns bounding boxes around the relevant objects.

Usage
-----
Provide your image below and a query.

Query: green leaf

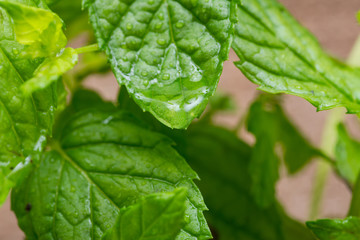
[0,0,63,205]
[232,0,360,113]
[306,217,360,240]
[247,94,320,207]
[0,0,67,58]
[349,174,360,217]
[102,188,187,240]
[181,124,314,240]
[335,123,360,185]
[21,48,78,94]
[84,0,234,129]
[12,106,211,240]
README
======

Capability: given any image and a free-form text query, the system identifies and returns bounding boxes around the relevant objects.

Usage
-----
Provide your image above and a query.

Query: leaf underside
[232,0,360,113]
[84,0,233,129]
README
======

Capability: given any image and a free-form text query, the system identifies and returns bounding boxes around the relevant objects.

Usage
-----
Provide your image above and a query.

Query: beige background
[1,0,360,239]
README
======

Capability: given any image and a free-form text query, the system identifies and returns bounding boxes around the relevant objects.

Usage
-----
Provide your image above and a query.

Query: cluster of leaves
[1,0,360,239]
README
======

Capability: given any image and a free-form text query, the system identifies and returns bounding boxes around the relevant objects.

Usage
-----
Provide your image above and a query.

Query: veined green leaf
[0,0,63,205]
[84,0,234,129]
[102,188,187,240]
[21,48,78,94]
[0,0,67,58]
[335,123,360,185]
[247,94,320,207]
[12,106,211,240]
[307,217,360,240]
[232,0,360,113]
[181,124,314,240]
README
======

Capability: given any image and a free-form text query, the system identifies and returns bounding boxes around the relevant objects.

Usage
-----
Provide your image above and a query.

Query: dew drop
[157,38,166,45]
[155,22,162,29]
[158,13,164,20]
[12,48,19,55]
[126,23,133,30]
[184,214,190,223]
[162,73,170,80]
[141,70,148,77]
[175,20,185,28]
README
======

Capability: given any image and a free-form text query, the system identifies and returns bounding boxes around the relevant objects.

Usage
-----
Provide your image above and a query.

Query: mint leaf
[0,0,63,205]
[181,124,313,240]
[247,94,320,207]
[12,107,211,239]
[102,188,187,240]
[232,0,360,113]
[0,0,67,58]
[307,217,360,240]
[84,0,234,129]
[335,123,360,185]
[21,48,78,94]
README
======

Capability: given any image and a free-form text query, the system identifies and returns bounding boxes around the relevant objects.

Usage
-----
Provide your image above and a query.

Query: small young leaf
[102,188,187,240]
[307,217,360,240]
[12,105,211,239]
[335,123,360,185]
[247,94,320,207]
[84,0,234,129]
[21,48,78,94]
[0,0,63,205]
[0,0,67,58]
[232,0,360,114]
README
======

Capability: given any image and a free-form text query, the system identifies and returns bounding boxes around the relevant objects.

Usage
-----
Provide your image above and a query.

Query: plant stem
[348,35,360,67]
[309,108,345,220]
[75,44,99,54]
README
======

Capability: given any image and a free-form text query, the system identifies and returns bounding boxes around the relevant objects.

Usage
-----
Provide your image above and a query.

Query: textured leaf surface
[180,124,314,240]
[307,217,360,240]
[0,0,67,58]
[21,48,78,94]
[232,0,360,113]
[247,94,320,207]
[335,123,360,185]
[12,107,211,240]
[84,0,233,128]
[0,0,61,205]
[102,188,187,240]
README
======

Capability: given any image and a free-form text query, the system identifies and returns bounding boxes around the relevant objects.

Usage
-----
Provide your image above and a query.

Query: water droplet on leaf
[126,23,133,30]
[175,21,185,28]
[157,38,166,45]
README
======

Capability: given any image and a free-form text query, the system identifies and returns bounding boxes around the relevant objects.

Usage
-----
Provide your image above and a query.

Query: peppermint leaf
[247,94,320,207]
[0,0,63,205]
[307,217,360,240]
[84,0,234,129]
[335,123,360,185]
[21,48,78,94]
[0,0,67,58]
[232,0,360,113]
[181,124,314,240]
[102,188,187,240]
[12,105,211,239]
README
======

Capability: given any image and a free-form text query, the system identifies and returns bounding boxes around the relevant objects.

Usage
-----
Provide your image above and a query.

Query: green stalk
[75,44,99,54]
[309,34,360,220]
[309,108,345,220]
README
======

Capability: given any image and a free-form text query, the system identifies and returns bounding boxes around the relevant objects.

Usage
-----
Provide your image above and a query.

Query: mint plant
[1,0,360,239]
